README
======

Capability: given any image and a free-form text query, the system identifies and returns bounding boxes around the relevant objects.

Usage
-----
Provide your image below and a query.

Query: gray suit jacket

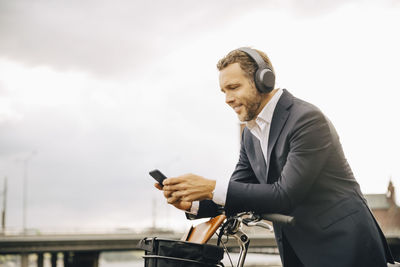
[193,90,393,266]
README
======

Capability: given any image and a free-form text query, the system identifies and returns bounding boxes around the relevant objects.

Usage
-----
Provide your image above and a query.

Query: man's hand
[154,183,192,211]
[163,174,216,202]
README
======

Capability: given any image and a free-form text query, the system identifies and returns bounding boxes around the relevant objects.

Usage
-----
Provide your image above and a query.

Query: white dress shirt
[189,88,283,215]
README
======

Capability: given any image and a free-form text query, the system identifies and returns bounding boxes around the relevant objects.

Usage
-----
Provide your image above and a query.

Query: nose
[225,92,235,105]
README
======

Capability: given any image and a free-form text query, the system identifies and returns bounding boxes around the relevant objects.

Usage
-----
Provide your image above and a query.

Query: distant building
[365,181,400,235]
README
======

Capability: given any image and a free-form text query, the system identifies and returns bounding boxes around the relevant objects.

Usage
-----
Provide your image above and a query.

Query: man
[156,47,394,266]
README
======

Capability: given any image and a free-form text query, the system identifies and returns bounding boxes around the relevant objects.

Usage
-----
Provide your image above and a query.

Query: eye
[228,84,240,90]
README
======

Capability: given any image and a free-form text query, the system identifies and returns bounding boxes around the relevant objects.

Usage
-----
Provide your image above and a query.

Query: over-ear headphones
[238,47,275,93]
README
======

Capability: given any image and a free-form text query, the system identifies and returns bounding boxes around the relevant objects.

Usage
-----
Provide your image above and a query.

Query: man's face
[219,63,264,122]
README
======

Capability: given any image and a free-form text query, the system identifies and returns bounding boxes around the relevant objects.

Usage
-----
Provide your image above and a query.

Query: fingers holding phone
[154,183,163,190]
[149,169,191,211]
[150,169,171,195]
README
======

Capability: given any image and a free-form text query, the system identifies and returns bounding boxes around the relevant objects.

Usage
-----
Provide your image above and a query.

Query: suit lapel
[266,90,293,179]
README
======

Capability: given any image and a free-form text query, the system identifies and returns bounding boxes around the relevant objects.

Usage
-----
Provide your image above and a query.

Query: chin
[237,110,252,122]
[237,115,248,122]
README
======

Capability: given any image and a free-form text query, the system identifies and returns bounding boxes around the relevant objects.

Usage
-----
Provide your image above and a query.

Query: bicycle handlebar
[261,213,295,226]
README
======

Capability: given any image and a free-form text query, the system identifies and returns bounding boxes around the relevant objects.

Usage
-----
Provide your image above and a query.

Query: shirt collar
[246,88,283,130]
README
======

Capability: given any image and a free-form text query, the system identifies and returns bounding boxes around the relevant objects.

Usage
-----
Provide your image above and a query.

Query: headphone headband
[238,47,269,70]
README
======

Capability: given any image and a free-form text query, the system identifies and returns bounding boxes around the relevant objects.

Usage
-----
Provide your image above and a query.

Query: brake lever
[246,221,273,231]
[242,213,261,225]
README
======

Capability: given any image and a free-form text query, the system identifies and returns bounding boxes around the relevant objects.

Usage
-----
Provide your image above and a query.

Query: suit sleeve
[225,109,332,215]
[186,200,223,220]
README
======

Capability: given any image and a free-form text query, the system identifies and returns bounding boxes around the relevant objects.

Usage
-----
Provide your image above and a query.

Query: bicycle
[217,212,294,267]
[138,212,294,267]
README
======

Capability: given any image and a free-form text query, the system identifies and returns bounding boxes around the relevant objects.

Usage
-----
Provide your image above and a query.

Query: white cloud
[1,0,400,231]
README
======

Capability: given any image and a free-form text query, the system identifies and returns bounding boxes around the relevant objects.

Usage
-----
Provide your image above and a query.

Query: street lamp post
[1,177,7,234]
[21,151,36,235]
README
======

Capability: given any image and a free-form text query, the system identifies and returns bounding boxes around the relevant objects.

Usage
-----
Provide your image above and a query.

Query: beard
[239,90,264,122]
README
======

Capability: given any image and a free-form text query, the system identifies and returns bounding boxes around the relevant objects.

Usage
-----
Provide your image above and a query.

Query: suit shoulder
[280,90,324,116]
[280,95,326,127]
[291,95,323,114]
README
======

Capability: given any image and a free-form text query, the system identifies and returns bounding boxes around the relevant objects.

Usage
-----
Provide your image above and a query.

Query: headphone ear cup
[258,69,275,93]
[238,47,275,93]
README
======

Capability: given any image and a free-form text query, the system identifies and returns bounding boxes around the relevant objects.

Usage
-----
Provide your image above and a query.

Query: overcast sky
[1,0,400,232]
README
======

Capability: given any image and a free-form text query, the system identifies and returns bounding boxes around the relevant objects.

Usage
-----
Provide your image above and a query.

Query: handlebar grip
[261,213,295,226]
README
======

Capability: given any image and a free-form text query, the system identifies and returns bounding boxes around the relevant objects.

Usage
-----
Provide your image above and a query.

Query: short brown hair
[216,48,275,84]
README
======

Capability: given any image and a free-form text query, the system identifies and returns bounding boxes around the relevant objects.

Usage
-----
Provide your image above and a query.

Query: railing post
[64,252,72,267]
[51,252,57,267]
[37,253,44,267]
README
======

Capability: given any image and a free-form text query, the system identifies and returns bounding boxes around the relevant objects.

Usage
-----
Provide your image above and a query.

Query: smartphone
[149,169,167,186]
